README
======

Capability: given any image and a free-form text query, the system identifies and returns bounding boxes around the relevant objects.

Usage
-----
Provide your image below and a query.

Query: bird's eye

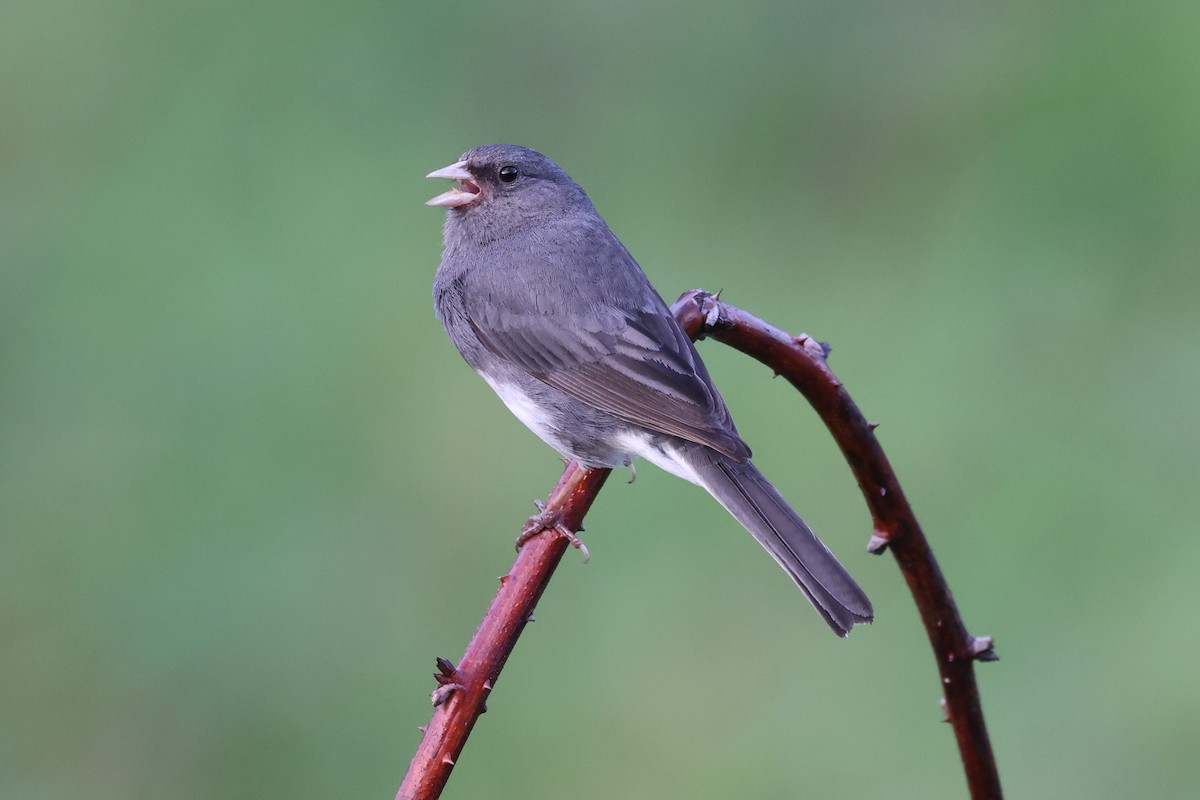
[498,165,520,183]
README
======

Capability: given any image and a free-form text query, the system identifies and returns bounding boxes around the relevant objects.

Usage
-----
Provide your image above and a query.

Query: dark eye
[498,165,520,183]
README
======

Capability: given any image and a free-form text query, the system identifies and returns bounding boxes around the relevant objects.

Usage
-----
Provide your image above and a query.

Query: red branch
[395,464,610,800]
[397,292,1001,800]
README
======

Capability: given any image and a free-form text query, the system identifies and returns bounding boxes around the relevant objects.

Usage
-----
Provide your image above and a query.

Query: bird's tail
[692,455,873,636]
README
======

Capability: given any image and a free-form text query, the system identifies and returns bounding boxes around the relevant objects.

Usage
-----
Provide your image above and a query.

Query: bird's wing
[465,291,750,461]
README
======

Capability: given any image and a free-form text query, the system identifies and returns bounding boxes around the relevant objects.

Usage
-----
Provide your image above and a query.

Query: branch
[670,289,1001,800]
[395,464,610,800]
[397,291,1002,800]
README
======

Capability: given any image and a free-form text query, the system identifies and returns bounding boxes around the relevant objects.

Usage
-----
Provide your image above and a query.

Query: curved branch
[670,289,1001,800]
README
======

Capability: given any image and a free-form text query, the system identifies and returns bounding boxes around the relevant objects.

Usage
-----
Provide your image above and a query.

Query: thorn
[868,421,880,431]
[794,334,809,345]
[482,679,494,691]
[499,574,510,586]
[940,698,950,723]
[441,754,456,766]
[712,287,724,301]
[830,378,844,389]
[417,726,427,734]
[526,610,536,623]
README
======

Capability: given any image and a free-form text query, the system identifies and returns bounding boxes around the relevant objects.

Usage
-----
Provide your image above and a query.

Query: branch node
[970,635,999,662]
[866,530,891,554]
[794,334,828,360]
[431,683,464,707]
[703,301,721,328]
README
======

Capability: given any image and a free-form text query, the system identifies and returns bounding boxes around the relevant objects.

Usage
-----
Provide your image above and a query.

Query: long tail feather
[693,455,873,636]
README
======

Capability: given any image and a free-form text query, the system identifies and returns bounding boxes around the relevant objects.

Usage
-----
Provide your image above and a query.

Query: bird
[426,144,872,636]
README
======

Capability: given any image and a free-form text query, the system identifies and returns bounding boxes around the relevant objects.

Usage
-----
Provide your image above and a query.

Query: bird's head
[426,145,592,243]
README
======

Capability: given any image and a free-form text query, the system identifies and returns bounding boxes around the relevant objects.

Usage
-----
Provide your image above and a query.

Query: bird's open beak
[426,160,481,207]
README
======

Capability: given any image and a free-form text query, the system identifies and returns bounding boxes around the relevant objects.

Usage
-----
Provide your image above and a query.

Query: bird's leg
[624,457,637,484]
[517,499,590,563]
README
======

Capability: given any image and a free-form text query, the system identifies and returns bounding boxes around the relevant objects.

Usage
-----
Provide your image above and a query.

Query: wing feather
[468,306,750,460]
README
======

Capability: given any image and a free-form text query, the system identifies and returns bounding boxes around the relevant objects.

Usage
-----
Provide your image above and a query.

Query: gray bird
[427,144,872,636]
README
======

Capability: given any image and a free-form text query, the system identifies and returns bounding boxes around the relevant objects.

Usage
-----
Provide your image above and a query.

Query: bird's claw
[516,502,553,548]
[558,527,590,563]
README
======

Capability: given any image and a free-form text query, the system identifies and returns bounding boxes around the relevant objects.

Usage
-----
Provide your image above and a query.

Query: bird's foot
[517,500,590,563]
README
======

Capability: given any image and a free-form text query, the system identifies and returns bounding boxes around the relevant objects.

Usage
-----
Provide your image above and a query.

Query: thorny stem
[395,464,610,800]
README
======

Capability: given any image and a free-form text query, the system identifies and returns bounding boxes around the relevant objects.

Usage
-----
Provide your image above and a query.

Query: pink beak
[426,160,481,207]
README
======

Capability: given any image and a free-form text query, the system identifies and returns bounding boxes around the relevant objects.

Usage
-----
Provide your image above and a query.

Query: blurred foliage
[3,1,1198,798]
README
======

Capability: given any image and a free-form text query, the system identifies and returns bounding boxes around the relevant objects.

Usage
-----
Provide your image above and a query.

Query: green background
[4,2,1197,798]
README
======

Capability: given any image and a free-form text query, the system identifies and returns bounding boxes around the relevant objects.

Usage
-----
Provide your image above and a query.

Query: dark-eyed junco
[427,145,871,636]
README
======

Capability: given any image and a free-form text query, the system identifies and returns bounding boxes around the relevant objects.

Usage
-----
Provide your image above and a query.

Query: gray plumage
[428,144,871,636]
